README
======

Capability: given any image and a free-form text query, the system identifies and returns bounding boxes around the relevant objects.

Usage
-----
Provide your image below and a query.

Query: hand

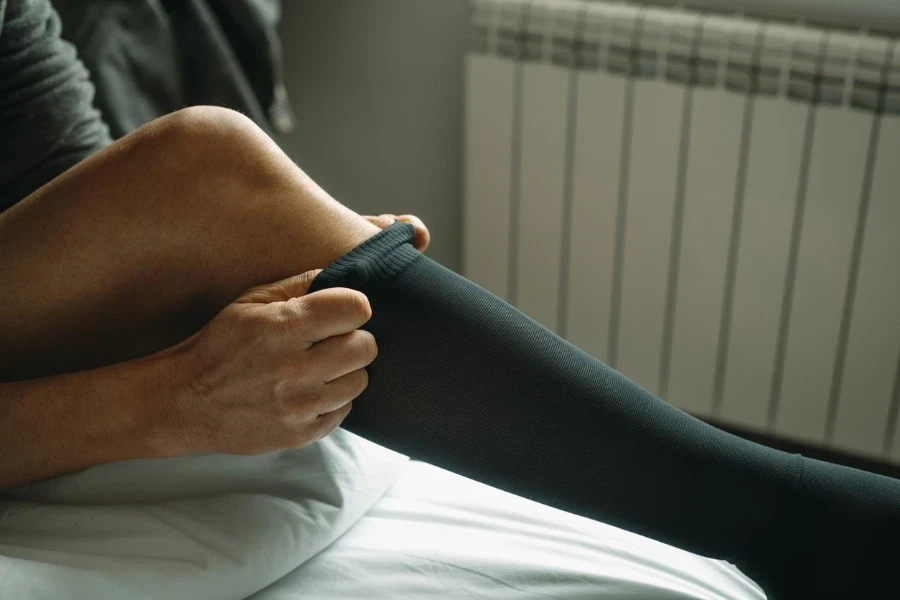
[162,270,376,455]
[364,214,430,252]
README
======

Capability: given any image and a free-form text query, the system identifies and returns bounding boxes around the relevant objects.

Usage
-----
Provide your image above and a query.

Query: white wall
[274,1,899,271]
[276,0,470,269]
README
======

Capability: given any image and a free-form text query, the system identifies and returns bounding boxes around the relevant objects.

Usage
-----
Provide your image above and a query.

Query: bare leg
[0,106,380,381]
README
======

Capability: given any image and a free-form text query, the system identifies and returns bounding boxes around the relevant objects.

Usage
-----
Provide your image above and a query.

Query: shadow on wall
[275,0,470,270]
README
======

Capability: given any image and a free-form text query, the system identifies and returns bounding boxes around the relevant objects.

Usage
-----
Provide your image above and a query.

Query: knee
[129,106,299,215]
[155,106,272,149]
[147,106,289,177]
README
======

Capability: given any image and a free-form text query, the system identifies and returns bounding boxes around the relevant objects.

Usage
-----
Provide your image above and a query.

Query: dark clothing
[0,0,111,212]
[311,221,900,600]
[52,0,294,140]
[0,0,292,212]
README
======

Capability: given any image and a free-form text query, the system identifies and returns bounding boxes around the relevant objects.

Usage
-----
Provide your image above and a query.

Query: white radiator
[462,0,900,463]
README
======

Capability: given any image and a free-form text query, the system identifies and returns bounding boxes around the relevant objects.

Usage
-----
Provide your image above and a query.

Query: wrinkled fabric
[52,0,295,140]
[0,430,409,600]
[252,460,765,600]
[0,0,111,212]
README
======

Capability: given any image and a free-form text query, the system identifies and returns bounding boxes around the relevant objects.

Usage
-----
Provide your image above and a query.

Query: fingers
[365,214,396,229]
[281,369,364,444]
[395,214,430,252]
[307,329,378,381]
[281,287,372,342]
[287,369,363,427]
[270,269,323,299]
[363,213,430,251]
[313,400,354,439]
[235,269,323,304]
[238,210,428,308]
[312,368,369,414]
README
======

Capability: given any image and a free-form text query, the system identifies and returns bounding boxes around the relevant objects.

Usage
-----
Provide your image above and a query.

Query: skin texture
[0,106,429,490]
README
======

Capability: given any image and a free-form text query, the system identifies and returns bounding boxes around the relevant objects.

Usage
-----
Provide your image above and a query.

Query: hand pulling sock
[309,222,900,599]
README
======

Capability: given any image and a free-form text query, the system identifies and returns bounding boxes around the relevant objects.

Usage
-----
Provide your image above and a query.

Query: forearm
[0,352,179,491]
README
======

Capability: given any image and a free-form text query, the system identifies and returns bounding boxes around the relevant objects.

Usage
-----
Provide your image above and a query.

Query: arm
[0,271,377,492]
[0,353,176,490]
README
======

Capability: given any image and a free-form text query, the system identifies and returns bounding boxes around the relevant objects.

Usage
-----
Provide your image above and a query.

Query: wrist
[136,342,202,458]
[0,348,201,490]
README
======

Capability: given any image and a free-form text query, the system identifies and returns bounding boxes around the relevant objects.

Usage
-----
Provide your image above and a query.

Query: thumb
[234,269,323,304]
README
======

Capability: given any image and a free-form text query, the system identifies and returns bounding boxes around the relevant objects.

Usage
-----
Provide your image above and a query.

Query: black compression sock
[310,222,900,599]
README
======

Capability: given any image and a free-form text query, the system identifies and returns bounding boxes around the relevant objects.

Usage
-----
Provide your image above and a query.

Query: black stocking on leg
[310,222,900,599]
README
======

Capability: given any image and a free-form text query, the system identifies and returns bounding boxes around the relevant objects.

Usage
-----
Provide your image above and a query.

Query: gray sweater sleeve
[0,0,111,213]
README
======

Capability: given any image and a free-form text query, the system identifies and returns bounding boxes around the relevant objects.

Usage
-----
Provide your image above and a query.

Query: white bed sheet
[253,460,766,600]
[0,430,408,600]
[1,430,765,600]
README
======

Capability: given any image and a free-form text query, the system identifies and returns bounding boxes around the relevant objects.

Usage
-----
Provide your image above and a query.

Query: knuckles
[336,288,372,322]
[305,288,372,323]
[273,298,307,339]
[343,289,373,322]
[275,288,373,342]
[355,330,378,364]
[354,368,370,393]
[315,403,352,438]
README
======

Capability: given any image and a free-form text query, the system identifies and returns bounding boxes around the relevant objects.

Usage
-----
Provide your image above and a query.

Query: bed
[0,430,764,599]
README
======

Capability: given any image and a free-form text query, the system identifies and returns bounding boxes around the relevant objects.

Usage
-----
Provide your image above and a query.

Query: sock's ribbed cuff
[310,221,421,293]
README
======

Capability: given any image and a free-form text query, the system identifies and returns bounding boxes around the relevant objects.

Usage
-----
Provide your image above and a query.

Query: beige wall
[276,0,470,270]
